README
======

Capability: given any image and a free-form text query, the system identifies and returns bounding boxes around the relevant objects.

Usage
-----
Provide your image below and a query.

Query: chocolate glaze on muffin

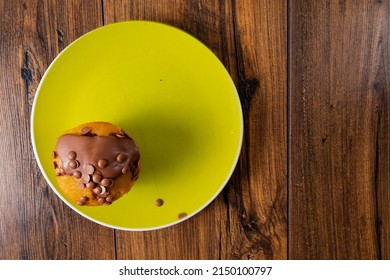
[53,122,140,206]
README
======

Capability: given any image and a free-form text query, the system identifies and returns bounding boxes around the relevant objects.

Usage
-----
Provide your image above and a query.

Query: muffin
[52,122,140,206]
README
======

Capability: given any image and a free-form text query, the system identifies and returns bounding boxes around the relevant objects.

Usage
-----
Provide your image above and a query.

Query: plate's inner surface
[32,21,242,230]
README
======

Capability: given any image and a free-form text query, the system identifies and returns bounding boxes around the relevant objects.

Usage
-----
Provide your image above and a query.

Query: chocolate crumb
[178,212,187,219]
[155,199,164,207]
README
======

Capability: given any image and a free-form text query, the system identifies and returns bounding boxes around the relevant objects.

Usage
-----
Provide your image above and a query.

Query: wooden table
[0,0,389,260]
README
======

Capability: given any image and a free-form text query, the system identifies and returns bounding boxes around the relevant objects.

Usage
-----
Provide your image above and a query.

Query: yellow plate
[31,21,243,230]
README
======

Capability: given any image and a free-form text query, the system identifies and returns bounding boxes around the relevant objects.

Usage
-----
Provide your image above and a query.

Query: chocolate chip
[93,170,102,175]
[99,186,107,195]
[81,174,91,183]
[98,159,108,168]
[52,151,57,159]
[79,196,88,203]
[133,174,138,180]
[69,160,79,169]
[92,173,102,183]
[93,186,102,194]
[101,178,114,187]
[99,191,109,198]
[105,195,114,203]
[85,164,95,174]
[59,168,66,175]
[73,171,82,179]
[116,153,127,163]
[68,151,77,160]
[86,181,96,190]
[98,197,106,204]
[155,199,164,207]
[53,161,58,169]
[81,126,91,135]
[78,181,85,189]
[104,202,112,206]
[55,169,62,176]
[130,161,138,173]
[134,167,140,176]
[178,212,187,219]
[115,129,127,138]
[121,166,130,174]
[130,159,139,173]
[77,201,85,206]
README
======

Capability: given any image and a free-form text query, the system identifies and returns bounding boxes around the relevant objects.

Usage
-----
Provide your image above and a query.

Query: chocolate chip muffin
[52,122,140,206]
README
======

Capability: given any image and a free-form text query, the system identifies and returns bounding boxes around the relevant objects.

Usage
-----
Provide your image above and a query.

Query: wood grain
[232,0,287,259]
[104,0,287,259]
[0,0,115,259]
[290,0,390,259]
[3,0,388,261]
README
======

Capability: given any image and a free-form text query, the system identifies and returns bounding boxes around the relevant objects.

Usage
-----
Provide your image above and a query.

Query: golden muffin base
[53,122,140,206]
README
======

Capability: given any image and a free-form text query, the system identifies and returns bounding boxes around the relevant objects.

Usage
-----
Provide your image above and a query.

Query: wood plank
[233,0,287,259]
[104,0,287,259]
[290,0,390,259]
[375,1,390,259]
[0,0,115,259]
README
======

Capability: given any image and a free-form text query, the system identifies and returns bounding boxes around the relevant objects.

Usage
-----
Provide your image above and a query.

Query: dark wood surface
[290,0,390,259]
[0,0,388,260]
